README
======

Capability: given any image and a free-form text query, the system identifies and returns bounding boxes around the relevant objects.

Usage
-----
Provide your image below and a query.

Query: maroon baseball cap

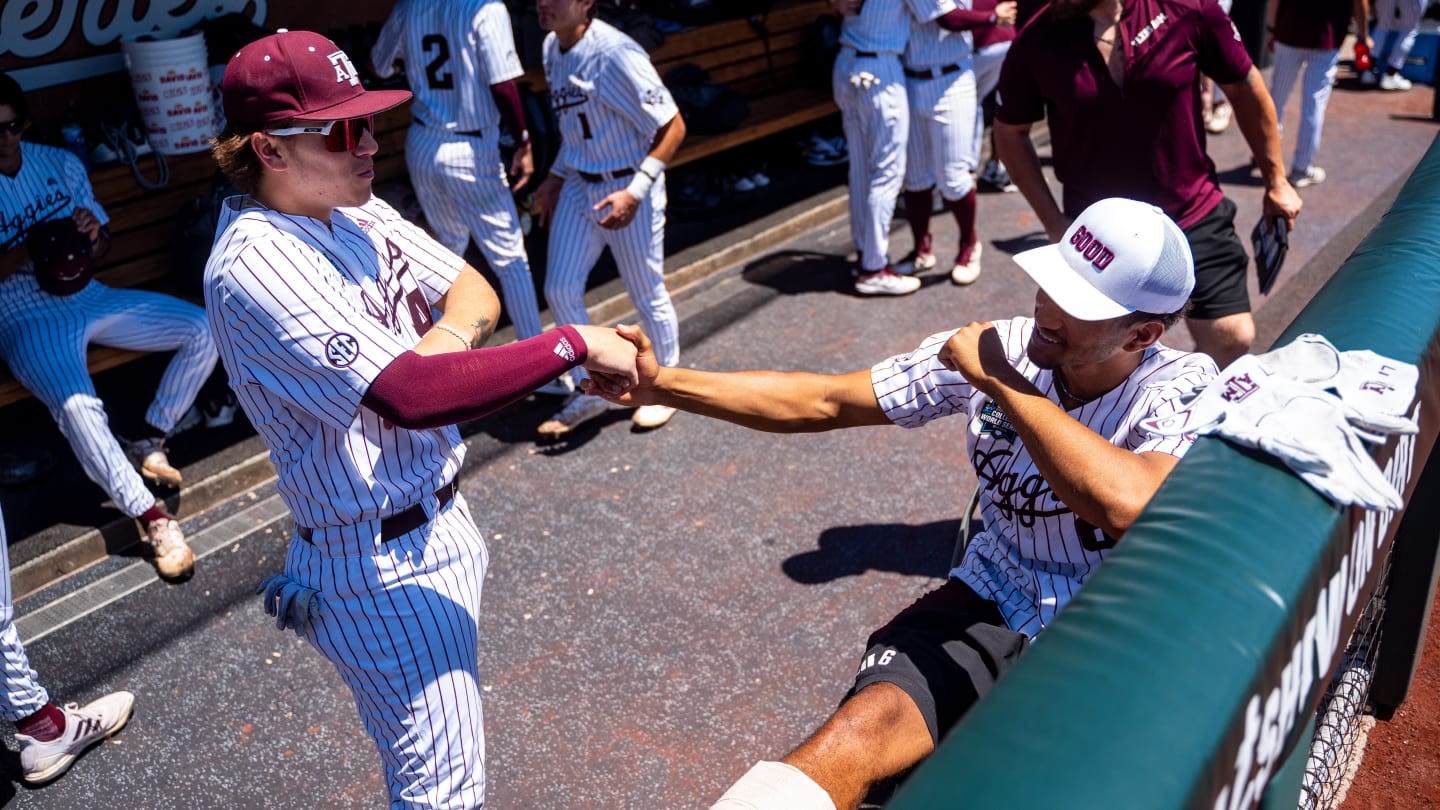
[221,29,410,125]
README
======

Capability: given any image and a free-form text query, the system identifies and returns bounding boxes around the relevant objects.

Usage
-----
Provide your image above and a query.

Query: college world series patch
[978,401,1016,442]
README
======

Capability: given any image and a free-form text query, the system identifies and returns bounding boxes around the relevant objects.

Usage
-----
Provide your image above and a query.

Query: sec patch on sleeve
[324,333,361,367]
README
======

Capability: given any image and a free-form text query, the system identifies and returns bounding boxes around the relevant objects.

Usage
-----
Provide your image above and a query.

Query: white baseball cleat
[1205,101,1232,134]
[18,692,136,785]
[1379,72,1412,91]
[895,233,937,275]
[631,404,677,430]
[537,393,616,438]
[145,516,195,579]
[951,242,983,285]
[855,267,921,296]
[126,437,182,487]
[535,373,576,397]
[1288,166,1327,189]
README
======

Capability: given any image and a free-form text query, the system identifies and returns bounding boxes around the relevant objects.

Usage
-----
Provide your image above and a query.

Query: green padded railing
[889,133,1440,809]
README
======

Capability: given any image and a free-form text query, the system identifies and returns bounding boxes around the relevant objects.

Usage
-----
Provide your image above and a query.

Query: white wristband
[625,170,655,201]
[638,155,666,179]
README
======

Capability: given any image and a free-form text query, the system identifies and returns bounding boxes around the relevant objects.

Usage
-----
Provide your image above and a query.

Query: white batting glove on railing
[1256,333,1419,440]
[1140,352,1411,510]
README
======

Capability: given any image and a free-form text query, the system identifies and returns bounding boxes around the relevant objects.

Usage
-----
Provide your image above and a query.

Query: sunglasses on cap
[0,119,28,137]
[266,115,374,153]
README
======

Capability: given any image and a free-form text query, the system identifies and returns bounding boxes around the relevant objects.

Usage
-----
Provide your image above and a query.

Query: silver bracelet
[433,322,472,350]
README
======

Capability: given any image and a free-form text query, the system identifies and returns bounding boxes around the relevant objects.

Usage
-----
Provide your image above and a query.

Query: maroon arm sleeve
[936,8,996,31]
[490,79,529,144]
[362,326,587,429]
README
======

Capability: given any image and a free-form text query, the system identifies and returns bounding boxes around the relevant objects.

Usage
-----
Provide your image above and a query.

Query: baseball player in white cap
[205,30,638,808]
[531,0,687,437]
[593,197,1217,809]
[371,0,571,398]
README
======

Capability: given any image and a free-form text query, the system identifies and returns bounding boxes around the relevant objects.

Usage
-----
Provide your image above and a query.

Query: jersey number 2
[422,34,453,90]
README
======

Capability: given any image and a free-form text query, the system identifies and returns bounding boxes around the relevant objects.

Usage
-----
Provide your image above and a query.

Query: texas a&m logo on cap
[328,50,361,87]
[1068,225,1115,271]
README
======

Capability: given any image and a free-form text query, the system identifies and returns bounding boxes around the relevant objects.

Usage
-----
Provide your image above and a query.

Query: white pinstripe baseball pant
[971,40,1011,167]
[0,275,216,517]
[285,493,489,810]
[0,508,48,722]
[405,124,545,340]
[543,175,680,379]
[1269,43,1339,174]
[1374,0,1429,72]
[833,48,909,272]
[905,69,978,200]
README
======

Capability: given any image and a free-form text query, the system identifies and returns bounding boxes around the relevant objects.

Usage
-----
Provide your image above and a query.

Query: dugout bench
[0,0,838,410]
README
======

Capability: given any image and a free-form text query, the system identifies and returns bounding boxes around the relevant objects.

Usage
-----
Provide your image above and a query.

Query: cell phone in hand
[1251,215,1288,296]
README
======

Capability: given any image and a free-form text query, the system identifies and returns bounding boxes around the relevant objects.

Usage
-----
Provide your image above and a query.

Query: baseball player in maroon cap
[205,30,639,808]
[593,198,1217,809]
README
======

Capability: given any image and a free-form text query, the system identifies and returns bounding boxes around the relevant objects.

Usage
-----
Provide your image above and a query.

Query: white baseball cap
[1013,198,1195,321]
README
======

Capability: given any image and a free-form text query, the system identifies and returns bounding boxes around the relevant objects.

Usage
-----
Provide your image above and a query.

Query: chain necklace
[1053,370,1096,408]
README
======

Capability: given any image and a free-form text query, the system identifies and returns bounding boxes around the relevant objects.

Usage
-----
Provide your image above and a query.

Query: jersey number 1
[422,34,453,90]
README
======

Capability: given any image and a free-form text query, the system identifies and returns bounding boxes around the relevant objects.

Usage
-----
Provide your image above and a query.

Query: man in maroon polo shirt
[994,0,1303,367]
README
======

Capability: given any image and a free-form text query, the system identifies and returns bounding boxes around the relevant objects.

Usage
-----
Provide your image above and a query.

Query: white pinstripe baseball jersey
[905,3,974,69]
[0,143,106,250]
[841,0,956,54]
[371,0,547,341]
[543,19,679,175]
[0,142,215,518]
[204,194,466,532]
[903,7,979,198]
[871,317,1217,637]
[371,0,522,134]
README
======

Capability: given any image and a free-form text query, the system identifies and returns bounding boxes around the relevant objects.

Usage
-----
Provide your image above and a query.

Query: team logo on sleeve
[325,333,360,367]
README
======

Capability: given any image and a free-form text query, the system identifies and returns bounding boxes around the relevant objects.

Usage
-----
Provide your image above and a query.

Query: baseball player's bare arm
[420,265,502,353]
[938,321,1177,538]
[593,323,891,432]
[533,175,563,229]
[491,80,535,191]
[595,112,687,230]
[994,121,1069,241]
[1353,0,1373,53]
[1220,68,1302,230]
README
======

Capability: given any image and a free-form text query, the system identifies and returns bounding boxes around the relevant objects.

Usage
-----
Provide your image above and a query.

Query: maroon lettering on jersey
[1222,372,1259,402]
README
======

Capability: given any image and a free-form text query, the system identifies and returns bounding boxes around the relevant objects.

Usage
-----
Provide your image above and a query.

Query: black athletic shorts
[1184,196,1252,320]
[846,579,1029,745]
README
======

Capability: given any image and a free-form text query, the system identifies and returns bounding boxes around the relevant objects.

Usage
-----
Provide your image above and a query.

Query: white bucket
[121,32,216,155]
